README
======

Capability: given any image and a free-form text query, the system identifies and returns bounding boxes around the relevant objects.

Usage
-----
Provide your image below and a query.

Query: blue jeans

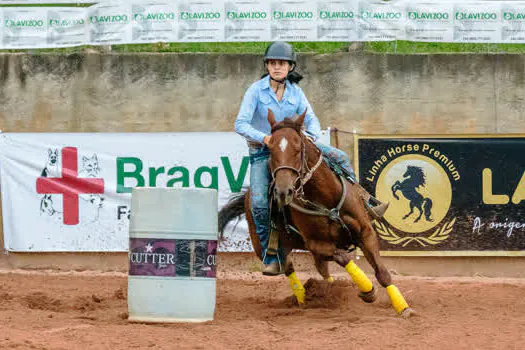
[248,142,355,265]
[248,146,277,264]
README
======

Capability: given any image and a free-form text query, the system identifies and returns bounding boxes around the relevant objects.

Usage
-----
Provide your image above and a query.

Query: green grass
[3,41,525,55]
[362,41,525,54]
[5,41,525,54]
[110,42,351,53]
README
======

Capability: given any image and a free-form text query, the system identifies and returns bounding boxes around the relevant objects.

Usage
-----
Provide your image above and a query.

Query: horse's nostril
[288,188,293,196]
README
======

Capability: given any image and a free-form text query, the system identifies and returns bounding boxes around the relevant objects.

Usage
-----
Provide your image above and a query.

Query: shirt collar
[263,74,290,90]
[263,75,293,103]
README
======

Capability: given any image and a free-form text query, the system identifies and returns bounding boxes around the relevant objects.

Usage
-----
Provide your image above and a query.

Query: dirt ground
[1,269,524,350]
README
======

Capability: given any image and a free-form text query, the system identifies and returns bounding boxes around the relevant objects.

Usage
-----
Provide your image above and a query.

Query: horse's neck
[302,142,343,207]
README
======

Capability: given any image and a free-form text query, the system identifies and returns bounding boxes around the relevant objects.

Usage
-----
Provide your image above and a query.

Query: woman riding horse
[234,41,387,275]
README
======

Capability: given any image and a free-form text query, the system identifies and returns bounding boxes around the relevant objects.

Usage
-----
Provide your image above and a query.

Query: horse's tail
[218,191,247,242]
[423,197,433,221]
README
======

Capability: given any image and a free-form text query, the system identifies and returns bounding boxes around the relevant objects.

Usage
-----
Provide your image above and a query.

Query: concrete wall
[1,52,524,274]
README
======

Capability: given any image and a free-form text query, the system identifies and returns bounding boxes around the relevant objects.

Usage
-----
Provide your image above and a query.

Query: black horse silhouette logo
[391,165,433,223]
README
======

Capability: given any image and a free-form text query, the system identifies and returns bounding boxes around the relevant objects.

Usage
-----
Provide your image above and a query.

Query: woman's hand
[263,135,272,146]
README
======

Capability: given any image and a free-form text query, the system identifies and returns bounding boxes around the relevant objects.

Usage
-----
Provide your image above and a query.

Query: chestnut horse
[219,109,414,317]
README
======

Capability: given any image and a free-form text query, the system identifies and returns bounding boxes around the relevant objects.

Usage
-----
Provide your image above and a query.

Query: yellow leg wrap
[345,260,373,293]
[386,285,409,314]
[326,276,334,283]
[288,272,306,304]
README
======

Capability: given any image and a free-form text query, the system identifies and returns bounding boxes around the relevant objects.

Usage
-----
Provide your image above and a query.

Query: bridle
[270,132,323,199]
[269,125,351,239]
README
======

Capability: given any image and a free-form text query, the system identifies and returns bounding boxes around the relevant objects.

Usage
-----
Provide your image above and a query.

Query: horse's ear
[296,108,307,126]
[267,109,276,126]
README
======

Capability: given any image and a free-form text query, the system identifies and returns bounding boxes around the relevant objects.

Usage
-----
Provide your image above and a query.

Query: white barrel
[127,187,218,323]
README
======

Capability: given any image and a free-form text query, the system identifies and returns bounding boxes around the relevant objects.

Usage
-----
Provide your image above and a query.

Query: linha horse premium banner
[356,135,525,256]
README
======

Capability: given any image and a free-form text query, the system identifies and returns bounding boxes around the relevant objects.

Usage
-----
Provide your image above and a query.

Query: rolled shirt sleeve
[297,88,321,141]
[234,85,267,144]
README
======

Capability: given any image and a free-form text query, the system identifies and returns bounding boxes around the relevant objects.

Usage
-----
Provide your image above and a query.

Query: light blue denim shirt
[234,75,322,144]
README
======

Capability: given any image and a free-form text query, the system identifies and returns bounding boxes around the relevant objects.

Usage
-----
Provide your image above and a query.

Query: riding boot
[251,208,284,276]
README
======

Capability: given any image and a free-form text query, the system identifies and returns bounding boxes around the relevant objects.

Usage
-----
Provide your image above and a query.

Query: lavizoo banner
[3,0,525,49]
[356,135,525,256]
[0,131,330,252]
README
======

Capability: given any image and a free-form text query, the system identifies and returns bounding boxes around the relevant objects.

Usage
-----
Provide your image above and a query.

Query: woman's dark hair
[261,70,303,84]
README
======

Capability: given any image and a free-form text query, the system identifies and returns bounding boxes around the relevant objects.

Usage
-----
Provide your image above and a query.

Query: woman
[234,42,385,276]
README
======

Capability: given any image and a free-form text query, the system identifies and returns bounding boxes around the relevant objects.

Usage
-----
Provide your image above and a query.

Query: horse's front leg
[333,249,377,303]
[313,254,334,283]
[284,250,306,305]
[358,223,414,317]
[391,182,400,200]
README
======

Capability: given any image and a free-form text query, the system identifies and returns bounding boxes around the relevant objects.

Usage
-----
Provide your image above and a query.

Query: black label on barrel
[129,238,217,278]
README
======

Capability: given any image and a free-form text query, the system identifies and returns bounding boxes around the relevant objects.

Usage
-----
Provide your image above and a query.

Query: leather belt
[247,141,265,149]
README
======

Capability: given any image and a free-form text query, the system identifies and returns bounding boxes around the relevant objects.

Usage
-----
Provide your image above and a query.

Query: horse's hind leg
[313,254,334,283]
[403,203,414,220]
[359,223,414,317]
[284,250,305,305]
[333,249,377,303]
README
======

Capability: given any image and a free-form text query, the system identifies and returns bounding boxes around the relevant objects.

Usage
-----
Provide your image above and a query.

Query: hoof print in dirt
[400,307,416,318]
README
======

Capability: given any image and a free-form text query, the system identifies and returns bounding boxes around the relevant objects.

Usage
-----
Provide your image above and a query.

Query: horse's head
[267,108,306,209]
[403,165,426,187]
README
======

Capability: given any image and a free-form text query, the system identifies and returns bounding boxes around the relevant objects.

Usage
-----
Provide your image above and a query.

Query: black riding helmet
[264,41,296,71]
[263,41,302,83]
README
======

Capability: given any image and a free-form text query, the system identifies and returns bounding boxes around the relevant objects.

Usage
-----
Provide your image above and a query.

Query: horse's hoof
[400,307,416,318]
[358,287,377,303]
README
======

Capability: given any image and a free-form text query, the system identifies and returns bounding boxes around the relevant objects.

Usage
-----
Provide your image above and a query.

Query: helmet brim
[264,56,296,63]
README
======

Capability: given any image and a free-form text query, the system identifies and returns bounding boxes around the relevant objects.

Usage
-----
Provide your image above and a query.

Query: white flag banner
[0,131,330,252]
[500,2,525,42]
[130,1,178,44]
[224,0,270,42]
[358,0,406,42]
[453,2,501,43]
[2,7,48,49]
[405,2,454,43]
[270,0,317,41]
[47,8,87,48]
[87,2,132,45]
[177,0,225,42]
[317,0,359,42]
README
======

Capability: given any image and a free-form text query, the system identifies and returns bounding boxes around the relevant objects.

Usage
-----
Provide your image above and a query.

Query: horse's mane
[271,117,303,134]
[406,165,426,187]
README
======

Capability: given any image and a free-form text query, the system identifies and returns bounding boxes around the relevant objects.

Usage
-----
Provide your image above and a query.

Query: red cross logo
[36,147,105,225]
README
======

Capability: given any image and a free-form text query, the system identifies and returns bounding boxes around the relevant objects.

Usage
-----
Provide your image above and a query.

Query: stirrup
[262,262,285,276]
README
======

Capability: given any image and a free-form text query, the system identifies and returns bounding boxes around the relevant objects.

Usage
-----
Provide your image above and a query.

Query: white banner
[270,0,317,42]
[225,0,270,42]
[177,0,224,42]
[2,7,48,49]
[317,0,359,42]
[0,131,330,252]
[4,1,525,48]
[405,2,454,43]
[131,1,178,43]
[453,2,501,43]
[358,0,406,42]
[87,2,132,45]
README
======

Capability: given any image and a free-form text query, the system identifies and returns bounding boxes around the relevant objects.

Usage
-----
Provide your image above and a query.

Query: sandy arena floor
[1,269,524,350]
